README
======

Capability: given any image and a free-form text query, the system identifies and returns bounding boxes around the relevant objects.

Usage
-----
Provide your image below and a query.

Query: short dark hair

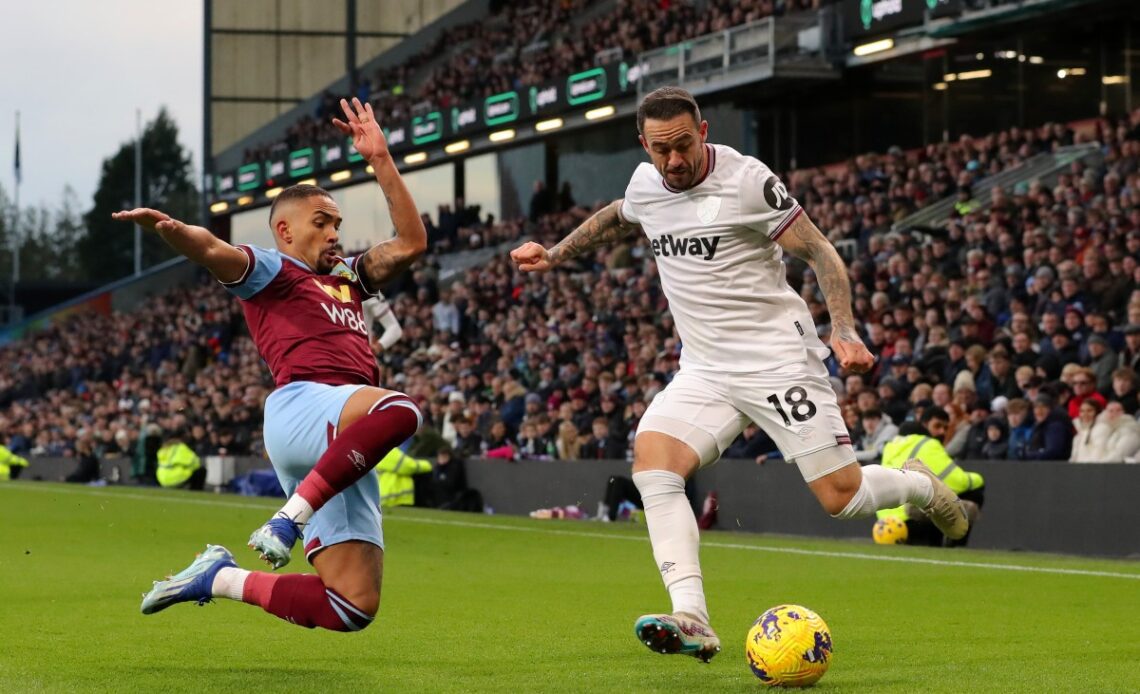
[637,86,701,134]
[269,183,332,222]
[861,407,883,420]
[921,406,950,424]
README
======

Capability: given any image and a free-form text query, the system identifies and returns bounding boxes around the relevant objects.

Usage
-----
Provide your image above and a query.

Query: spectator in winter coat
[980,417,1009,459]
[1111,367,1140,415]
[976,350,1020,403]
[579,418,626,460]
[1085,335,1118,394]
[1069,398,1105,463]
[1005,398,1034,459]
[1026,394,1073,460]
[946,405,990,460]
[854,408,899,463]
[1075,401,1140,463]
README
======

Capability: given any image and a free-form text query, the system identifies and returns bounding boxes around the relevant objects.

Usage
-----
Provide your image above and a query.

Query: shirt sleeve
[739,162,803,241]
[219,245,283,300]
[618,166,644,224]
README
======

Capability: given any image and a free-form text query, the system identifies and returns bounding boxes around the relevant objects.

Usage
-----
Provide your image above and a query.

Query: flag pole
[9,110,18,324]
[134,108,142,276]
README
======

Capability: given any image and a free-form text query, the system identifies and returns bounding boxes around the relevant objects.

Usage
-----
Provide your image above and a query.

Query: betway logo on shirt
[650,235,721,260]
[321,303,368,335]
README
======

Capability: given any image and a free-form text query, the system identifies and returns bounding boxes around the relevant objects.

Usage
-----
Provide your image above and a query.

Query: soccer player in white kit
[510,87,967,663]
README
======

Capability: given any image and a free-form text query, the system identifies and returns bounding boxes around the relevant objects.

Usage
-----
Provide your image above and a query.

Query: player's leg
[736,356,966,538]
[631,371,745,663]
[226,541,381,630]
[142,541,381,632]
[144,469,387,630]
[252,385,421,567]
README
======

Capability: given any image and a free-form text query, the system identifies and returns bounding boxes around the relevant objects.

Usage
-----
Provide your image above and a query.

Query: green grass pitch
[2,482,1138,693]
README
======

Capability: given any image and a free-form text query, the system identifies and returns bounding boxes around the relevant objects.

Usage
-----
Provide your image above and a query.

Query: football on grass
[745,604,832,687]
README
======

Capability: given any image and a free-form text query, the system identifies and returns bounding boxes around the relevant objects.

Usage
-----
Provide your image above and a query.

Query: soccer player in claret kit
[120,97,427,632]
[510,86,968,662]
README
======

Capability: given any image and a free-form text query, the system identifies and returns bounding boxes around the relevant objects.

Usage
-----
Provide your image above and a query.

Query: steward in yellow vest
[0,445,29,481]
[878,407,984,547]
[377,448,432,507]
[156,434,204,490]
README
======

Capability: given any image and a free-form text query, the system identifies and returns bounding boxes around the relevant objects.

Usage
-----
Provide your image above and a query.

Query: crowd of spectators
[241,0,826,164]
[0,285,272,479]
[4,109,1140,474]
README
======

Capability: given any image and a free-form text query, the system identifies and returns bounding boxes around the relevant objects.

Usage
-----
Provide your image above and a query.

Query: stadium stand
[241,0,828,165]
[4,108,1140,470]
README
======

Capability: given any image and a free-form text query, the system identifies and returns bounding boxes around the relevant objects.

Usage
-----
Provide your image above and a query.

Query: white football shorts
[637,351,853,481]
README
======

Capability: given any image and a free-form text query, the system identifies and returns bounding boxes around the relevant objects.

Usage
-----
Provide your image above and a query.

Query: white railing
[636,18,776,97]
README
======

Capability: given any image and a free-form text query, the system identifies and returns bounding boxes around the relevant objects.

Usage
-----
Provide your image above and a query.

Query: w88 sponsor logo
[320,302,368,334]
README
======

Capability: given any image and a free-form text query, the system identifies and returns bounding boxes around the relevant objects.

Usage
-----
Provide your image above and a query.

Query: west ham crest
[696,195,721,225]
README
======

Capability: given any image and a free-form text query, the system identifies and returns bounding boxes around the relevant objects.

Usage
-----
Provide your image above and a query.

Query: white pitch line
[9,483,1140,581]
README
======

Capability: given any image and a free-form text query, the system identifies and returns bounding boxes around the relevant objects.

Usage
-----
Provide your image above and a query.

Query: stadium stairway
[891,141,1102,233]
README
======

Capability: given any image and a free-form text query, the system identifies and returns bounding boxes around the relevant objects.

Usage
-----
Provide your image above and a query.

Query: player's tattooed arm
[334,96,428,290]
[357,160,428,290]
[511,199,639,273]
[775,213,875,373]
[548,199,640,266]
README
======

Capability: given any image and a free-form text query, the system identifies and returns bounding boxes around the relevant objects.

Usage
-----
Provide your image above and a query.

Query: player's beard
[317,248,337,273]
[664,151,704,190]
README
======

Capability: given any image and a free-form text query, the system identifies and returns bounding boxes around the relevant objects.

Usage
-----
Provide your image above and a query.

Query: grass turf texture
[2,482,1138,693]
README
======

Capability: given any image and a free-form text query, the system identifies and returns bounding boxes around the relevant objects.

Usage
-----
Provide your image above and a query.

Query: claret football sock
[284,393,422,524]
[633,469,710,625]
[239,572,374,631]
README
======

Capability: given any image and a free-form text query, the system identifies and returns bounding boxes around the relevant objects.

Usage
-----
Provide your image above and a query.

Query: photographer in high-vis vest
[879,407,985,547]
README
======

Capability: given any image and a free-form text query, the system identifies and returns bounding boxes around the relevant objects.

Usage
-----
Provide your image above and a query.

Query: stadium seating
[240,0,827,165]
[3,109,1139,468]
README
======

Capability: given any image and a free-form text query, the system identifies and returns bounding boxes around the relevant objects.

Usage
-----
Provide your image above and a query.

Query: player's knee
[806,460,862,516]
[381,392,423,434]
[821,489,856,517]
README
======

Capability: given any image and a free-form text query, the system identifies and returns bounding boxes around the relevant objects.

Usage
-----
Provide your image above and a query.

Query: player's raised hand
[112,208,180,233]
[333,97,389,162]
[510,241,553,273]
[831,331,875,374]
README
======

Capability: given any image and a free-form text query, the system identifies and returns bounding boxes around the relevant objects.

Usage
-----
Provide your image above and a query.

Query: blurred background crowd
[4,108,1140,475]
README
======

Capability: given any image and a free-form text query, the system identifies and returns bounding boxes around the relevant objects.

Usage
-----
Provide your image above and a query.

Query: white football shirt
[619,143,829,373]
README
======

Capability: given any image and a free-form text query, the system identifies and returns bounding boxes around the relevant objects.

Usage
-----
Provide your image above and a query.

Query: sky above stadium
[0,1,202,213]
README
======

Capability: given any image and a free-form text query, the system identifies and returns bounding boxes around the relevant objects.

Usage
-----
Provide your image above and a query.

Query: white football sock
[633,470,709,625]
[278,495,315,526]
[211,566,251,601]
[833,464,934,519]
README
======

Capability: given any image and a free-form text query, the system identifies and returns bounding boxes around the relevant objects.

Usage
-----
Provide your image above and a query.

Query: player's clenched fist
[831,334,875,374]
[510,241,553,273]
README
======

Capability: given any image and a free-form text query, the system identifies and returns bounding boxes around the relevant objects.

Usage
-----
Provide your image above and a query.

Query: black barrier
[467,459,1140,558]
[17,456,1140,557]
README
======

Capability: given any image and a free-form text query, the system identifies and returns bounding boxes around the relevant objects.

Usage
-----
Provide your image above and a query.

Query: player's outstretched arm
[111,208,248,283]
[333,97,427,289]
[774,213,874,374]
[510,199,639,273]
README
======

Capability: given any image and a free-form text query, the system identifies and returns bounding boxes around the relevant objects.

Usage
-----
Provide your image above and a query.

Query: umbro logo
[660,561,676,574]
[348,450,367,471]
[650,234,720,260]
